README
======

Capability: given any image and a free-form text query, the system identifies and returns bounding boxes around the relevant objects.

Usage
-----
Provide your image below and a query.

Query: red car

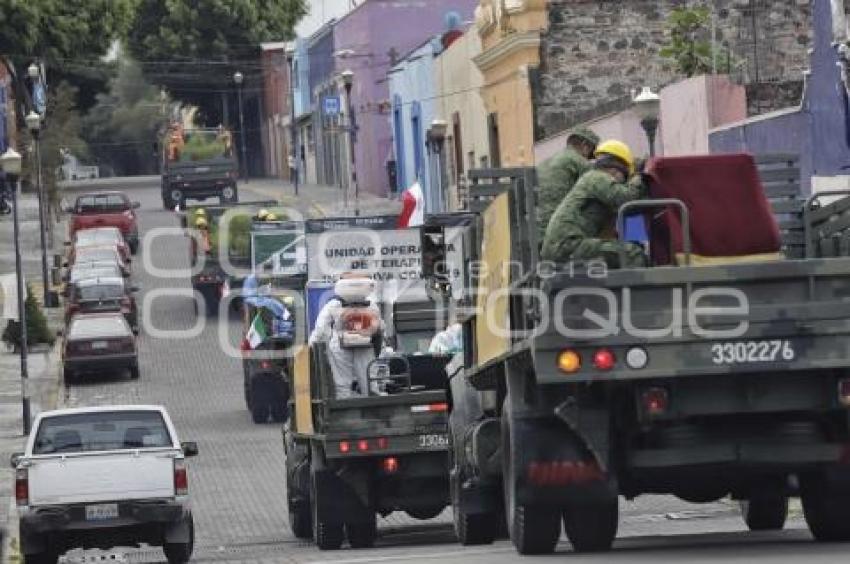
[69,227,131,263]
[67,192,140,254]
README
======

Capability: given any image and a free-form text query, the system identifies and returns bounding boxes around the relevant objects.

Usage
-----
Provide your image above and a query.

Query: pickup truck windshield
[33,411,172,454]
[75,194,130,214]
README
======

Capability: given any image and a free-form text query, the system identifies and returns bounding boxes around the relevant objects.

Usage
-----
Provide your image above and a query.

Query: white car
[12,405,197,564]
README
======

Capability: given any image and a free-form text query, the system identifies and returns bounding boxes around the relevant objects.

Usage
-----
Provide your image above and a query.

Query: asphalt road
[55,178,839,563]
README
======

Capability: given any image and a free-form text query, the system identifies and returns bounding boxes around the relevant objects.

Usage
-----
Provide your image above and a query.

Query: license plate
[85,503,118,521]
[710,340,795,365]
[91,341,108,350]
[417,434,449,450]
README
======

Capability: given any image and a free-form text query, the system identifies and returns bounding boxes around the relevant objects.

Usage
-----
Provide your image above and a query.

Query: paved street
[0,177,838,564]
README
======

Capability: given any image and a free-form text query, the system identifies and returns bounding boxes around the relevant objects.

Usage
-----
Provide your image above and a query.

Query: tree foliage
[2,284,54,350]
[82,58,167,176]
[659,5,738,78]
[126,0,307,121]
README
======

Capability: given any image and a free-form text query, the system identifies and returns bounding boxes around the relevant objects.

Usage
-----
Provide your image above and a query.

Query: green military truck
[421,156,850,554]
[161,126,239,209]
[284,216,458,550]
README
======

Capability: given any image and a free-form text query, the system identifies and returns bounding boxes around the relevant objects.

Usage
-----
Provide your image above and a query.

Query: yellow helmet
[195,217,208,229]
[265,213,278,221]
[594,140,635,175]
[256,208,270,220]
[194,208,207,217]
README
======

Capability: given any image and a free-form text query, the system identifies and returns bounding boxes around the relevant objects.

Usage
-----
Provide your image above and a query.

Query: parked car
[64,277,139,332]
[61,313,139,383]
[12,405,197,564]
[68,246,131,278]
[66,192,140,254]
[65,263,124,287]
[69,227,131,262]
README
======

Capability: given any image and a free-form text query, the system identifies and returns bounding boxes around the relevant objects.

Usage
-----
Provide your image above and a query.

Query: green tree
[2,284,54,351]
[0,0,134,123]
[659,5,737,78]
[82,57,168,176]
[125,0,307,121]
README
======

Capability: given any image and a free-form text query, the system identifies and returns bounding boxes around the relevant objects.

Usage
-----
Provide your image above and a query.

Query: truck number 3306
[710,340,795,365]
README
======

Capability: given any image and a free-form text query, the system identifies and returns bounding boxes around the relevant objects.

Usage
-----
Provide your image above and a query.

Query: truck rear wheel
[251,401,269,424]
[345,514,377,549]
[449,421,496,545]
[502,398,561,555]
[23,552,58,564]
[311,470,344,550]
[802,475,850,541]
[562,498,618,553]
[741,495,788,531]
[163,515,194,564]
[290,501,313,539]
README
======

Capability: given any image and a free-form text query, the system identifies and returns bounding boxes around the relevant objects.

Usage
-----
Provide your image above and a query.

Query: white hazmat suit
[309,279,383,399]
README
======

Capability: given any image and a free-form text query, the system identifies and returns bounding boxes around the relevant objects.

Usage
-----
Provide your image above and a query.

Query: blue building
[388,37,445,212]
[290,38,312,185]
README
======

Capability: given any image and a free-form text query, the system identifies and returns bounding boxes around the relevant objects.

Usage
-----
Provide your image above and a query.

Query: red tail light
[381,457,399,474]
[15,468,29,506]
[592,349,616,371]
[174,459,189,496]
[376,437,389,449]
[357,439,370,452]
[260,360,273,370]
[339,441,351,454]
[411,403,449,413]
[642,387,669,416]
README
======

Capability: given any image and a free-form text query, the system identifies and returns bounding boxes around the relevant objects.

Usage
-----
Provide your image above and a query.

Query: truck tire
[168,188,184,210]
[271,402,289,423]
[129,363,141,380]
[741,495,788,531]
[23,552,58,564]
[449,423,496,545]
[502,398,561,555]
[802,477,850,541]
[220,185,238,205]
[63,367,77,385]
[251,401,269,424]
[163,518,194,564]
[204,292,221,316]
[562,498,618,553]
[345,514,377,549]
[290,500,313,539]
[311,470,344,550]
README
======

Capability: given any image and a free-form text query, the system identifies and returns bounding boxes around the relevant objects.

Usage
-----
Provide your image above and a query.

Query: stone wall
[536,0,814,140]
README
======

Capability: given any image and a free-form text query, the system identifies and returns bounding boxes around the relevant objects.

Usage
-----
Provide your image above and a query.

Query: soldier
[536,127,600,240]
[541,140,648,268]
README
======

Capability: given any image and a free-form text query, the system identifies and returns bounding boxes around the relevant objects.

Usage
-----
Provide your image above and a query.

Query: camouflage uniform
[536,148,591,240]
[541,169,648,268]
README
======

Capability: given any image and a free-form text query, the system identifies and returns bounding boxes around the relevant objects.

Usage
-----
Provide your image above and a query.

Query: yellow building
[436,27,490,210]
[473,0,547,167]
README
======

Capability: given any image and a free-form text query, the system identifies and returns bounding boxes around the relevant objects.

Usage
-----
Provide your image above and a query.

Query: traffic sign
[323,96,340,116]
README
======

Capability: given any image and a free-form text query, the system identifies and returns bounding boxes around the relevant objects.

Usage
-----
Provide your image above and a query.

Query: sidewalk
[0,191,64,563]
[241,178,402,218]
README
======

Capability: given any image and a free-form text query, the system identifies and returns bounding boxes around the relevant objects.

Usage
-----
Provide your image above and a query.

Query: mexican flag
[244,314,267,349]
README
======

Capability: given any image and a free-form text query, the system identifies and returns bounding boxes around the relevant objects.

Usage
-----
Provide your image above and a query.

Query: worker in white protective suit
[308,274,384,398]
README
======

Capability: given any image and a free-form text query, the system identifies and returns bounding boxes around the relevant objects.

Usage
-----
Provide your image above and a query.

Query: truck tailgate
[28,451,176,505]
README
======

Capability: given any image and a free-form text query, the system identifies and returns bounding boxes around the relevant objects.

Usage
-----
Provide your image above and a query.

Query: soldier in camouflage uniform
[541,140,648,268]
[536,127,600,240]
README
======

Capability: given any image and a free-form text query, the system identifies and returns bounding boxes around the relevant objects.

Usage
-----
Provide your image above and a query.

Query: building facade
[307,22,338,187]
[260,42,291,180]
[290,38,312,185]
[330,0,479,198]
[436,26,490,210]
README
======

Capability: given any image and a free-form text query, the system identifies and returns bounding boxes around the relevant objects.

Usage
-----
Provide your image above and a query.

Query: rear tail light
[381,457,399,474]
[357,439,370,452]
[839,379,850,407]
[174,459,189,496]
[376,437,389,449]
[592,349,616,371]
[339,441,351,454]
[15,468,29,506]
[642,387,669,416]
[260,360,273,370]
[410,403,448,413]
[557,349,581,374]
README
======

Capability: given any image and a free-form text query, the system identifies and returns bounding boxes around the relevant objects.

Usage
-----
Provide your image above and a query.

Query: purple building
[331,0,477,198]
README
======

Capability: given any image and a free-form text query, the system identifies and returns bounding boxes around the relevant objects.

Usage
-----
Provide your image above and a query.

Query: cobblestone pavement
[12,178,829,564]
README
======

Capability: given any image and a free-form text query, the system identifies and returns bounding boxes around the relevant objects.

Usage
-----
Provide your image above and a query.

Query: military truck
[421,156,850,554]
[161,125,238,209]
[284,215,459,550]
[181,201,279,315]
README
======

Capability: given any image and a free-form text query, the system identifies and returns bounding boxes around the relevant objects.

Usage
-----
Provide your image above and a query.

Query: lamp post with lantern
[427,119,448,212]
[340,69,358,216]
[633,86,661,158]
[25,110,50,307]
[233,71,248,180]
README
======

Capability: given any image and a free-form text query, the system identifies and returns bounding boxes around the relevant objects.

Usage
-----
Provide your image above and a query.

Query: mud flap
[314,465,370,522]
[512,416,616,507]
[164,511,193,543]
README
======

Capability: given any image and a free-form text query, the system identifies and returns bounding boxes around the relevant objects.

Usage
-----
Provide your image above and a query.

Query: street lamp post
[233,71,248,181]
[285,44,299,196]
[633,86,661,158]
[1,148,32,434]
[341,69,358,216]
[26,111,50,307]
[428,119,448,212]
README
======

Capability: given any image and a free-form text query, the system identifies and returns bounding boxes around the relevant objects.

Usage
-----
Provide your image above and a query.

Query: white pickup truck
[11,405,198,564]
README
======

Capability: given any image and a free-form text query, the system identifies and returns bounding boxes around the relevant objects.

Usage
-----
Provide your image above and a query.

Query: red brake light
[592,349,616,371]
[15,468,28,506]
[376,437,389,449]
[642,387,669,416]
[260,360,273,370]
[382,457,399,474]
[339,441,351,454]
[174,459,189,496]
[357,439,370,452]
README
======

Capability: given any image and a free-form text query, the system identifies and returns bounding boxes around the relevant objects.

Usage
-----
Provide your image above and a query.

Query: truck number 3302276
[710,340,795,365]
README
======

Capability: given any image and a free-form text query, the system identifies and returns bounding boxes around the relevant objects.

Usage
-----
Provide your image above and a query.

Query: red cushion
[645,154,781,265]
